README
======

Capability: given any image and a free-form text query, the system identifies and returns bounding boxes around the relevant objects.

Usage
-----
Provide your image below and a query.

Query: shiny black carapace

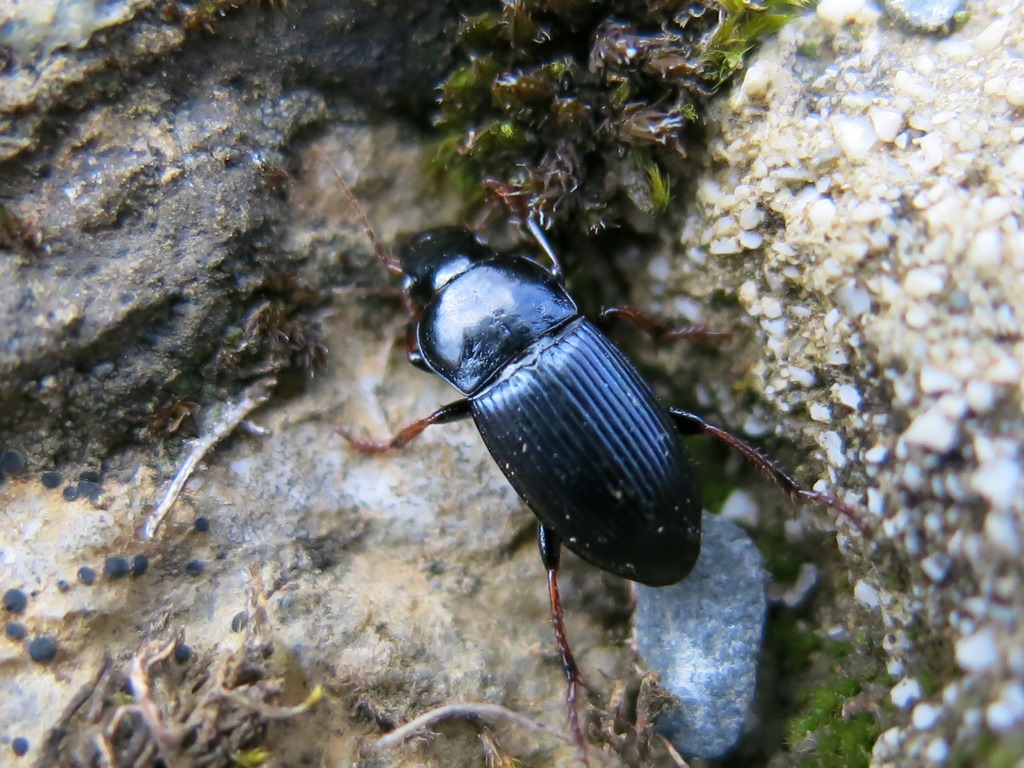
[338,219,855,760]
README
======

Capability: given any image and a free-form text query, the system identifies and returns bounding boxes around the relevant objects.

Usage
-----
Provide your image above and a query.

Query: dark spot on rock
[104,556,131,580]
[230,611,246,632]
[12,736,29,757]
[62,485,80,502]
[131,554,149,577]
[77,480,103,502]
[215,550,228,561]
[77,566,97,585]
[0,449,26,475]
[78,469,100,483]
[174,643,192,663]
[28,635,57,663]
[194,516,210,532]
[57,579,70,593]
[184,559,204,576]
[5,621,27,640]
[2,588,27,613]
[40,471,61,489]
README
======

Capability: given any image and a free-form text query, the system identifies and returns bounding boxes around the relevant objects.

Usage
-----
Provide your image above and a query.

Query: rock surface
[2,0,1023,766]
[0,0,473,463]
[627,1,1024,764]
[634,512,768,759]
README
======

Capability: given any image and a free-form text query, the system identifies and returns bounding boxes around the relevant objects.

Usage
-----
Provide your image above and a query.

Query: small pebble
[635,513,767,759]
[869,107,903,142]
[5,621,27,640]
[131,554,150,577]
[720,489,759,527]
[230,611,247,632]
[40,471,61,489]
[12,737,29,757]
[184,559,204,576]
[174,643,193,663]
[809,403,833,422]
[28,636,57,664]
[854,579,881,610]
[902,407,958,453]
[194,516,210,532]
[882,0,963,31]
[986,683,1024,731]
[62,485,80,502]
[0,449,26,475]
[2,588,27,614]
[912,702,943,729]
[77,566,97,586]
[956,627,1000,672]
[832,115,877,161]
[924,738,950,763]
[891,677,923,709]
[103,556,131,580]
[817,0,865,24]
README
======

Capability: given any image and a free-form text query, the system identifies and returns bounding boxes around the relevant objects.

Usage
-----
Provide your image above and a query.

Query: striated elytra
[405,228,703,587]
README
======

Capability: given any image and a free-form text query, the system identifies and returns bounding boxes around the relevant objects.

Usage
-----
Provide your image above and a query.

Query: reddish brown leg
[668,408,864,534]
[539,524,590,765]
[600,305,730,345]
[336,399,472,454]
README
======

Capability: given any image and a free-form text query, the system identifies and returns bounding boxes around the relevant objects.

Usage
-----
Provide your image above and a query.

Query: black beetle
[336,191,856,759]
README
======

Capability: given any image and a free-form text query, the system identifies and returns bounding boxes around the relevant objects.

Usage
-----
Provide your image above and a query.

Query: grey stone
[883,0,964,32]
[634,512,767,759]
[0,0,475,463]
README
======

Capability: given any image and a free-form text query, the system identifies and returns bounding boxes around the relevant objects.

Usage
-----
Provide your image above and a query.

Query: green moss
[432,0,805,242]
[642,158,673,215]
[787,677,878,768]
[767,611,823,679]
[232,747,269,767]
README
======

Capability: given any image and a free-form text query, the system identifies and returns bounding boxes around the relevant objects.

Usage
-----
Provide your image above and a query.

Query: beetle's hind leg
[336,399,472,454]
[668,408,864,533]
[599,305,730,345]
[538,524,591,764]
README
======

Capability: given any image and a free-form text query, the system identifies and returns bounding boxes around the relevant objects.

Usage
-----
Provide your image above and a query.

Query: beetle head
[399,227,491,306]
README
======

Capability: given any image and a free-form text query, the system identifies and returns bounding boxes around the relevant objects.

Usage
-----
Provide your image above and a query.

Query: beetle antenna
[312,145,404,277]
[525,216,563,281]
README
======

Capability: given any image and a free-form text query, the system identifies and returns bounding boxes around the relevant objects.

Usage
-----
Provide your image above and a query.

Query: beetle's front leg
[538,524,590,763]
[600,305,730,345]
[336,399,472,455]
[668,407,863,532]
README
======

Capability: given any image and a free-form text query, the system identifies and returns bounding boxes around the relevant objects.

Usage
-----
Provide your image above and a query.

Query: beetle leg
[336,399,472,454]
[668,408,864,533]
[538,524,590,763]
[600,305,730,345]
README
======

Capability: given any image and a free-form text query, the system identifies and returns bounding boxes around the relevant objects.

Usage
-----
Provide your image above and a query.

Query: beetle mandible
[334,177,858,759]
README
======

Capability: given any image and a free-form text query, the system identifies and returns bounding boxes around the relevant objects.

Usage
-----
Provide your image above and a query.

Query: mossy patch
[433,0,810,243]
[787,677,879,768]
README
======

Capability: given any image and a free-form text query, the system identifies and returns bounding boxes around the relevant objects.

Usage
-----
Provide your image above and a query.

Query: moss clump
[434,0,808,239]
[787,677,878,768]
